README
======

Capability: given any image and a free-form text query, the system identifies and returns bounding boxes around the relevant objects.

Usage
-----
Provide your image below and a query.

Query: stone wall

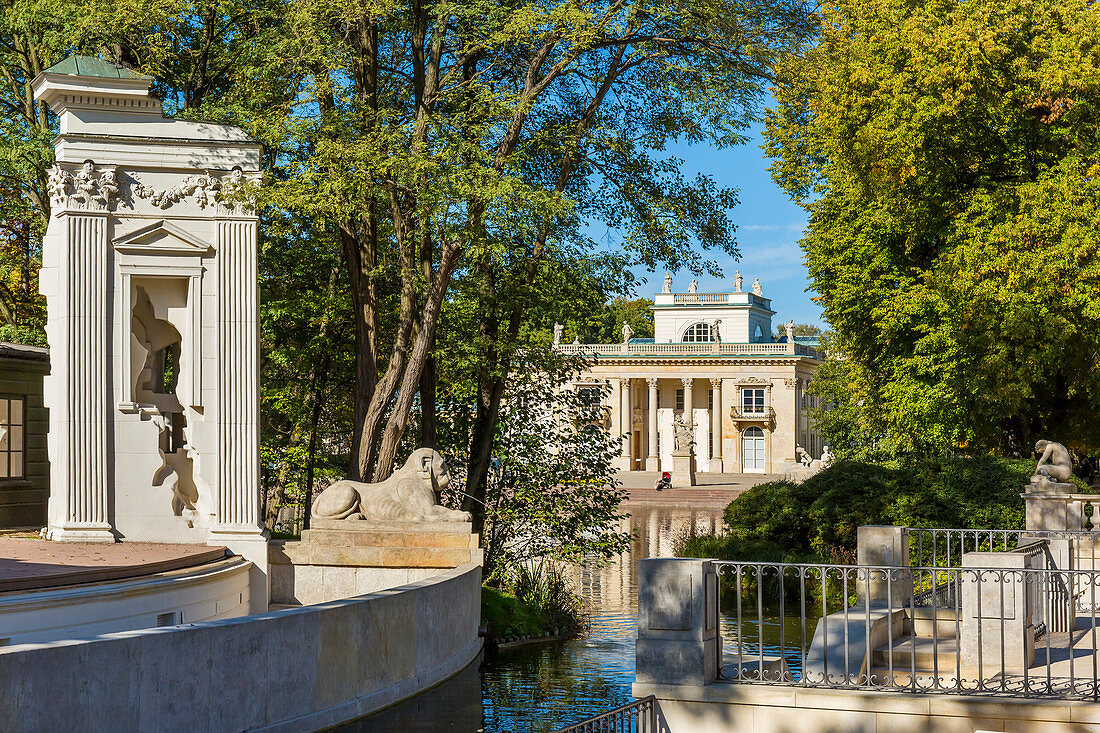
[0,343,49,528]
[0,556,251,646]
[633,682,1100,732]
[0,563,482,732]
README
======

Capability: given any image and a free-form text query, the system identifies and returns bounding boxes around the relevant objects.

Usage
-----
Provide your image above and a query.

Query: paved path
[618,471,781,507]
[0,535,226,591]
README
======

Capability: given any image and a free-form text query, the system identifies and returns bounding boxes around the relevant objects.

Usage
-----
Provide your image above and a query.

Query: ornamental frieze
[47,162,260,216]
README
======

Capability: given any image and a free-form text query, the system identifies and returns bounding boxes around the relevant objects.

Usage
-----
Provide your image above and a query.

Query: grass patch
[481,586,552,640]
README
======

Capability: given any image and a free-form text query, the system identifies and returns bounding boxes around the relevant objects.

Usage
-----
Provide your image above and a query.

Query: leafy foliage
[452,350,631,581]
[685,456,1050,563]
[765,0,1100,457]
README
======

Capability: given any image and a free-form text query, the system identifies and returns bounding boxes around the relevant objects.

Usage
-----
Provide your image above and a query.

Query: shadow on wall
[333,652,484,732]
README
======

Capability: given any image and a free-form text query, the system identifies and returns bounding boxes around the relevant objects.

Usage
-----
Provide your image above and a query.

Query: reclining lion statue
[311,447,472,522]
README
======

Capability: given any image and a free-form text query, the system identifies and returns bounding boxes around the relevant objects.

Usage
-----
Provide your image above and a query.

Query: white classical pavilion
[32,56,268,608]
[559,275,824,475]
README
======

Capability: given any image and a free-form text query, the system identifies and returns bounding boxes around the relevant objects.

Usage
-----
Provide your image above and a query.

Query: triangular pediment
[114,220,211,255]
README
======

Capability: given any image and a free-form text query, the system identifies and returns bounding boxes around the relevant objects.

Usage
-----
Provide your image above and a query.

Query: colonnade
[614,376,725,472]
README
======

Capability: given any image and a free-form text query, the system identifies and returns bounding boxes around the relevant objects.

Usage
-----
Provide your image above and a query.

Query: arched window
[753,323,764,342]
[681,322,713,343]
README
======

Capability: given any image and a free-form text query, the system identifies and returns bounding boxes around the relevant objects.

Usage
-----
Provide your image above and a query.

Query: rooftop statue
[1031,440,1074,485]
[752,278,763,296]
[687,279,698,293]
[553,322,563,345]
[711,319,722,342]
[662,272,672,294]
[735,270,743,293]
[311,448,472,522]
[621,321,634,345]
[785,319,795,342]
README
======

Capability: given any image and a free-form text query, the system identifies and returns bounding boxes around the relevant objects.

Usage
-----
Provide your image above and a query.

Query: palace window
[741,388,765,415]
[675,389,684,411]
[0,397,25,480]
[576,387,602,407]
[681,322,713,343]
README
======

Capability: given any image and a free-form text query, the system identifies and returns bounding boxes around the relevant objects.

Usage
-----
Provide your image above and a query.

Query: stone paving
[617,471,781,507]
[0,535,225,591]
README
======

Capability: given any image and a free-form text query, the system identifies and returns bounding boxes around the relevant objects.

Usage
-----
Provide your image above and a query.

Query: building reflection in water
[341,504,726,733]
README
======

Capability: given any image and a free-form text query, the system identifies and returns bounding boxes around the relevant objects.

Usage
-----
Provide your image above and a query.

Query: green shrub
[688,455,1065,564]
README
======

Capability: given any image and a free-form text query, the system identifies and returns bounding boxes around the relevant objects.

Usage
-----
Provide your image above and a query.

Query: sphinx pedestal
[269,520,483,606]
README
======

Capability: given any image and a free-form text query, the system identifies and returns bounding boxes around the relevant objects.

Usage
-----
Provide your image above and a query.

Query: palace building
[557,275,824,475]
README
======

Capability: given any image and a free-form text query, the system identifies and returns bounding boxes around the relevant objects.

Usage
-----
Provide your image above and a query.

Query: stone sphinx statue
[1030,440,1074,486]
[312,448,472,522]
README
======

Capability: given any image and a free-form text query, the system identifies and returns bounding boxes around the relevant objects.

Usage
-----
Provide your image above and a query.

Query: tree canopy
[767,0,1100,457]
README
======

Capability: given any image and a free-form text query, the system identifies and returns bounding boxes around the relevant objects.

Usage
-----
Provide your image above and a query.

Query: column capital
[646,377,659,388]
[620,377,631,391]
[709,377,722,389]
[681,376,694,389]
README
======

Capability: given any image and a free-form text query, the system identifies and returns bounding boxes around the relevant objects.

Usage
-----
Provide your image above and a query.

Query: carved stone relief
[48,161,260,216]
[48,161,118,211]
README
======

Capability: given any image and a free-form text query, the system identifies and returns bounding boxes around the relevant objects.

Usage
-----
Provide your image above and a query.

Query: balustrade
[554,342,820,357]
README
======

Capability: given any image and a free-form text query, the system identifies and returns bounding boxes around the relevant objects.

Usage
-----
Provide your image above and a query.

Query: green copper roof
[43,55,150,80]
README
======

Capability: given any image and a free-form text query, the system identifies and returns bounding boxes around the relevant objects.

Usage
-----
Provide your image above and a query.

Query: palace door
[742,427,765,473]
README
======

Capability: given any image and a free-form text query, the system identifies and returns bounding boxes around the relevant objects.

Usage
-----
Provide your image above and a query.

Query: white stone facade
[562,281,823,475]
[31,57,268,609]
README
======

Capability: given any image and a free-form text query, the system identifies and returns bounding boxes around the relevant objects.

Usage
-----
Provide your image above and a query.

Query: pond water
[342,505,806,733]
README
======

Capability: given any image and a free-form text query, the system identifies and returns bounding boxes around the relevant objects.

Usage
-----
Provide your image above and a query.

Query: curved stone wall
[0,563,482,732]
[0,556,251,645]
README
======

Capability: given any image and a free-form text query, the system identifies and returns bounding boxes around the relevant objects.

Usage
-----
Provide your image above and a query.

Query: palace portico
[558,276,824,475]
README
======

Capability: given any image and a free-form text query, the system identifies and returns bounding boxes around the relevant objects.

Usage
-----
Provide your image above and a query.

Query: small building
[0,342,49,527]
[559,277,823,475]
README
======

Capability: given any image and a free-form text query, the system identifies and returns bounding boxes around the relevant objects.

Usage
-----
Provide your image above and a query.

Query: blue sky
[626,125,824,329]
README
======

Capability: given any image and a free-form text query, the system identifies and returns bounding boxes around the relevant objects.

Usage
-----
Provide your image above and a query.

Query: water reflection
[348,505,727,733]
[480,506,725,732]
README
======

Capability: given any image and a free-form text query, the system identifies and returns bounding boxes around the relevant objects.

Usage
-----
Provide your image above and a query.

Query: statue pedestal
[269,520,482,605]
[671,452,696,487]
[1023,483,1081,531]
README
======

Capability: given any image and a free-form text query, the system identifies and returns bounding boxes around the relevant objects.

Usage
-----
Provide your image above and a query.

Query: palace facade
[558,277,824,475]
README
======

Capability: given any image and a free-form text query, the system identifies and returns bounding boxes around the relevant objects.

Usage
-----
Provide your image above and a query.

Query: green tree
[766,0,1100,458]
[460,350,630,581]
[773,321,821,341]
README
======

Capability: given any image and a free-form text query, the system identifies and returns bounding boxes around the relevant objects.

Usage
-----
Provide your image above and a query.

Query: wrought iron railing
[551,696,658,732]
[713,559,1100,698]
[907,527,1100,571]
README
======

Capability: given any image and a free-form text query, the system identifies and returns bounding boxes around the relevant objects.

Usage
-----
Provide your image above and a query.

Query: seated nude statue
[311,448,472,522]
[1031,440,1074,484]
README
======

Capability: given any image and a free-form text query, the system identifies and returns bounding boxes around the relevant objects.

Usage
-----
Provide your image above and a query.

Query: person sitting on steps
[654,471,672,491]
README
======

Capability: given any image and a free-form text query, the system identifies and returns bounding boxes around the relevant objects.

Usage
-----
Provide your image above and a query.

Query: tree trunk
[301,350,332,531]
[420,351,437,449]
[373,243,462,479]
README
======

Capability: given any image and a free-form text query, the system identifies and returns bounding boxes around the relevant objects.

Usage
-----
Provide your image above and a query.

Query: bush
[688,455,1071,563]
[481,562,583,643]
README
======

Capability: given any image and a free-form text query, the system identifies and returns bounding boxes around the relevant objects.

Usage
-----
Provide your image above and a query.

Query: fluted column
[681,377,694,429]
[710,378,723,472]
[215,218,261,529]
[646,378,659,471]
[620,378,633,470]
[211,216,268,612]
[47,212,114,542]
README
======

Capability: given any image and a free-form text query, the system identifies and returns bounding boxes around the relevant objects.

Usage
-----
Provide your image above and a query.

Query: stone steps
[871,634,959,670]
